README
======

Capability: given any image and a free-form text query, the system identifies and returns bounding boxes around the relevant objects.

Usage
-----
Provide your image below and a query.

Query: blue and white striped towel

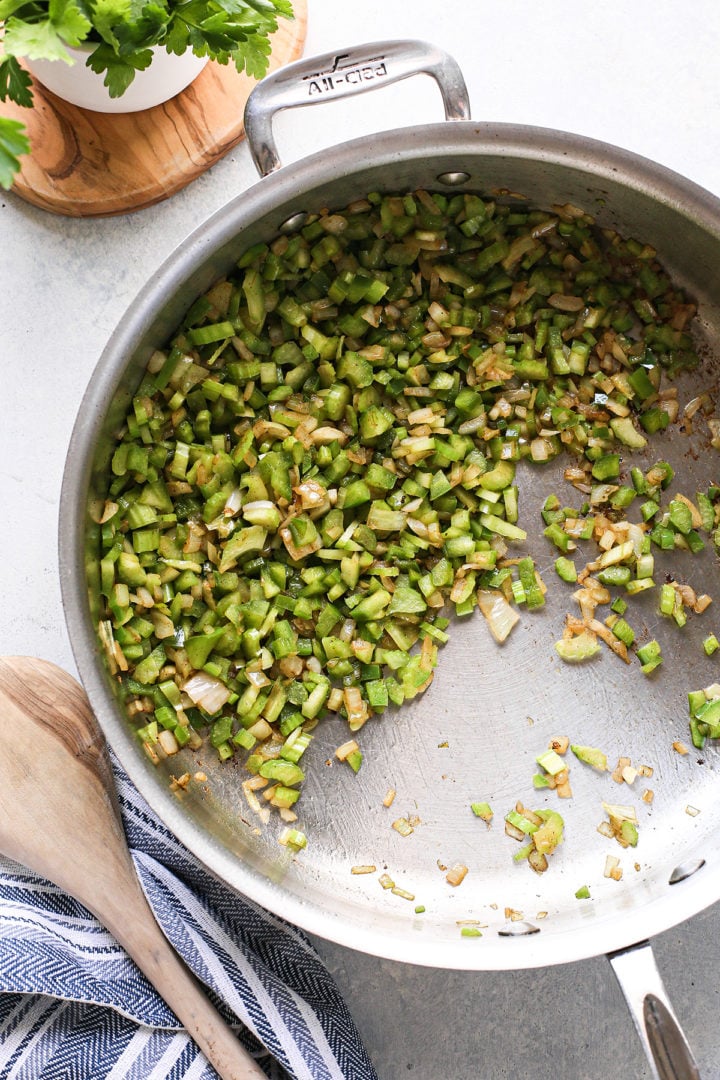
[0,762,377,1080]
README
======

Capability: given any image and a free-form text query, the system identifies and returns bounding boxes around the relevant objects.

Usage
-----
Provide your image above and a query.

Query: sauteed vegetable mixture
[95,188,720,847]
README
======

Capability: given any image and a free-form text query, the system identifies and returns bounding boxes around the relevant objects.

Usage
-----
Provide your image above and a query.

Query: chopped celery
[536,749,566,776]
[704,634,720,656]
[279,828,307,851]
[637,639,663,675]
[505,809,539,834]
[554,556,577,583]
[517,557,545,609]
[669,499,693,535]
[609,416,647,449]
[620,820,639,847]
[98,185,705,838]
[571,745,607,770]
[611,618,635,647]
[259,759,305,786]
[555,633,600,663]
[533,810,564,855]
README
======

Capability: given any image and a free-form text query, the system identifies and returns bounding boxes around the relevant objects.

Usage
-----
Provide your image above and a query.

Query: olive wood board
[6,1,307,218]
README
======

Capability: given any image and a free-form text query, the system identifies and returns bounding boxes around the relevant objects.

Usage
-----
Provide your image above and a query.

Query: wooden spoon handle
[0,656,267,1080]
[102,866,268,1080]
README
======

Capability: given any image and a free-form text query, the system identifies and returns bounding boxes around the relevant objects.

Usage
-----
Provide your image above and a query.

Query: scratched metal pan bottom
[59,115,720,972]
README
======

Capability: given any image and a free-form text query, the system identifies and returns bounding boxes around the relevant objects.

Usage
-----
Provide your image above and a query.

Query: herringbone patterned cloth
[0,762,377,1080]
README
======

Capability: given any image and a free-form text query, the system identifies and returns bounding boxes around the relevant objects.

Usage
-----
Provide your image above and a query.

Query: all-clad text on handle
[244,39,471,176]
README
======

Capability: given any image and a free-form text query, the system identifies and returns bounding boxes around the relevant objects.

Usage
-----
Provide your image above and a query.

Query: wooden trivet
[5,2,307,217]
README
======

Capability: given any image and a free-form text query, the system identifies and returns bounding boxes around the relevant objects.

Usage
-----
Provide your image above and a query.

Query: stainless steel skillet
[59,40,720,1078]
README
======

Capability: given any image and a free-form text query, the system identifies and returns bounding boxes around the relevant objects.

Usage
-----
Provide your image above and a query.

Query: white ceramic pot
[25,43,209,113]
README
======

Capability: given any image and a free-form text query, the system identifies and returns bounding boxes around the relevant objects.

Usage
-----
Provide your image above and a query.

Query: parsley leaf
[0,0,292,106]
[3,17,74,62]
[48,0,92,45]
[243,0,293,18]
[112,3,170,49]
[84,0,132,48]
[0,56,34,108]
[163,16,191,55]
[86,41,153,96]
[0,0,37,19]
[232,29,270,78]
[3,0,90,61]
[0,115,29,189]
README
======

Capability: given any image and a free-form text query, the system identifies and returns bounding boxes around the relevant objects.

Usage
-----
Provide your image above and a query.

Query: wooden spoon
[0,655,267,1080]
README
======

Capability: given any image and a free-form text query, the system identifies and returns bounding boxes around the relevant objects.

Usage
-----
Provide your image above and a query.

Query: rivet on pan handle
[608,940,701,1080]
[243,39,471,177]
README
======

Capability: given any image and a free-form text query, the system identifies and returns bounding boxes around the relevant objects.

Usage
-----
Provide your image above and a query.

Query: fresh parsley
[0,116,29,188]
[0,0,293,185]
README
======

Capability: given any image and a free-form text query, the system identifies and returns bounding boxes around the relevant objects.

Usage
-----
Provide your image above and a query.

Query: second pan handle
[609,940,701,1079]
[243,39,471,176]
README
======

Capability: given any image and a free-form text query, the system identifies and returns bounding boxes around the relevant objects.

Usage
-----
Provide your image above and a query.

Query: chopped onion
[278,655,304,679]
[150,610,175,639]
[182,671,231,714]
[223,487,242,516]
[661,398,680,423]
[311,426,348,445]
[477,589,520,643]
[158,729,180,755]
[458,414,486,435]
[391,887,416,901]
[528,849,549,874]
[279,523,322,561]
[335,739,360,762]
[529,437,553,461]
[446,863,468,886]
[344,686,369,730]
[247,718,273,741]
[604,854,622,879]
[708,418,720,449]
[97,500,119,524]
[601,801,637,825]
[243,778,271,824]
[295,478,330,510]
[252,418,291,442]
[246,668,272,688]
[327,687,344,712]
[392,817,414,837]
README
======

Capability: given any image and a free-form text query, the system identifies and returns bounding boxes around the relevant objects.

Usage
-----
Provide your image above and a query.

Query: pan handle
[243,39,471,176]
[608,940,701,1079]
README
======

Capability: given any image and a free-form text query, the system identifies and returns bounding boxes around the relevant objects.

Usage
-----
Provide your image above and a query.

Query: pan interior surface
[61,122,720,970]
